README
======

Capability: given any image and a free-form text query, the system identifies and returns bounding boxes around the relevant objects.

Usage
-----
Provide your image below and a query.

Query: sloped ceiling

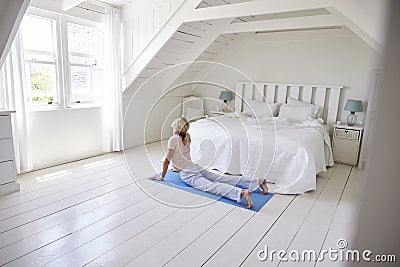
[0,0,30,68]
[56,0,389,92]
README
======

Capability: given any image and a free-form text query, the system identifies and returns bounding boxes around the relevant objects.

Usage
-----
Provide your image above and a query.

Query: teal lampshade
[344,100,363,112]
[219,91,233,101]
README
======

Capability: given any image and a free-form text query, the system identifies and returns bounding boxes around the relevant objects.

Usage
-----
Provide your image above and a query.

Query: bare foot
[241,189,253,209]
[151,175,164,181]
[259,178,269,195]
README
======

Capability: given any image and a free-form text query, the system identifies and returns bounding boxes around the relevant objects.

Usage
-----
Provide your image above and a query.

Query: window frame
[21,13,60,107]
[65,18,104,105]
[22,9,105,109]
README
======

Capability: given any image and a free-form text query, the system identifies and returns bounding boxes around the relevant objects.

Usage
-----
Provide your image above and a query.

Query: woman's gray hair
[171,117,188,132]
[171,117,190,145]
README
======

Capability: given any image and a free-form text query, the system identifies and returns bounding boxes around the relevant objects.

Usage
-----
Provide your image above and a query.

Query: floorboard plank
[0,225,70,266]
[163,206,256,266]
[314,167,362,267]
[236,167,335,267]
[1,154,124,200]
[0,171,134,233]
[42,189,204,267]
[275,164,352,267]
[0,180,155,249]
[122,203,235,267]
[91,199,230,266]
[0,163,126,210]
[6,185,201,266]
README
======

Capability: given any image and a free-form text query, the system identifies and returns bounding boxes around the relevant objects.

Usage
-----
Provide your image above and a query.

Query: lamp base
[222,100,228,113]
[347,112,357,126]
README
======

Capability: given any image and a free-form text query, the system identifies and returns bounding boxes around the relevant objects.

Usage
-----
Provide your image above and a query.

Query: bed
[188,82,342,194]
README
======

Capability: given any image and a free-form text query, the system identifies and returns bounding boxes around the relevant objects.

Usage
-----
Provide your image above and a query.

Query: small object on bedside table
[219,91,233,113]
[332,123,364,166]
[344,99,363,126]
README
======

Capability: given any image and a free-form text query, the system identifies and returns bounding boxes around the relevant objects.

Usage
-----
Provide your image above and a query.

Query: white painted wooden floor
[0,142,362,266]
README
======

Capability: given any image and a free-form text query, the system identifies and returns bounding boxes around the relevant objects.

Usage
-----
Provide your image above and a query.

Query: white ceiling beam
[326,0,387,53]
[221,14,345,34]
[185,0,335,22]
[62,0,85,11]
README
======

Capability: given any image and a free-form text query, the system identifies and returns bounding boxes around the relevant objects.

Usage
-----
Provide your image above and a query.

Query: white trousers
[180,164,261,202]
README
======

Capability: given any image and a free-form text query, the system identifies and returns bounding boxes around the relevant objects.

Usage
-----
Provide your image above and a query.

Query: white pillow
[286,97,321,118]
[242,100,278,118]
[278,104,313,121]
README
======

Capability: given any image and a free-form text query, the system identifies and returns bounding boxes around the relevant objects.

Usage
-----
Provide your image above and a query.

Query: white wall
[30,108,103,169]
[123,83,192,149]
[194,35,379,124]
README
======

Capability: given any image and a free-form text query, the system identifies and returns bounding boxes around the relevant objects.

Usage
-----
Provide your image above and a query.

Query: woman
[152,117,268,209]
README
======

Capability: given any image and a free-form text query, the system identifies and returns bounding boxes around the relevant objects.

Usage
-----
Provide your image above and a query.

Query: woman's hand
[151,175,164,181]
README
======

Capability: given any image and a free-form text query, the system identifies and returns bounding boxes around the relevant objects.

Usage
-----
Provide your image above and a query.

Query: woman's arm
[152,148,174,180]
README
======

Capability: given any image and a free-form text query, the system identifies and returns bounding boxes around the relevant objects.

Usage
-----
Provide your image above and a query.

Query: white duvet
[188,115,334,194]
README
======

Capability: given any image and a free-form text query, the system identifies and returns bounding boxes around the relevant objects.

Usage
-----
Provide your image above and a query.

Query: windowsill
[31,104,101,112]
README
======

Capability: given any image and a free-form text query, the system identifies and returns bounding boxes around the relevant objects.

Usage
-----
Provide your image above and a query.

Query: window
[20,12,104,108]
[21,15,58,105]
[67,22,104,103]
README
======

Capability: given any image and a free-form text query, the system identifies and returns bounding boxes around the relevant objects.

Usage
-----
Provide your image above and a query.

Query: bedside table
[332,124,364,166]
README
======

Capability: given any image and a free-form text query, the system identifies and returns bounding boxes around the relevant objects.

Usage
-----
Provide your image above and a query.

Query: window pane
[67,23,104,56]
[71,66,103,102]
[71,66,90,94]
[28,63,57,103]
[21,15,56,53]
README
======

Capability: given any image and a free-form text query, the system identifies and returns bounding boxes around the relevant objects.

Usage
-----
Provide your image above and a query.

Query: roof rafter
[221,14,345,34]
[185,0,336,22]
[326,0,385,53]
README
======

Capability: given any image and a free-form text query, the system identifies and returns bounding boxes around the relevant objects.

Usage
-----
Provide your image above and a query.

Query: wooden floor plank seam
[239,166,337,267]
[0,159,125,201]
[0,231,72,266]
[89,199,229,266]
[0,182,156,249]
[237,196,298,267]
[200,209,258,266]
[275,165,351,267]
[0,179,135,234]
[160,206,237,267]
[312,167,353,267]
[80,195,207,266]
[41,191,205,266]
[0,166,129,211]
[273,166,341,267]
[0,179,114,221]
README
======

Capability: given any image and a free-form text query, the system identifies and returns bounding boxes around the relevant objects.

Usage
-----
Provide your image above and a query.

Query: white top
[167,135,192,170]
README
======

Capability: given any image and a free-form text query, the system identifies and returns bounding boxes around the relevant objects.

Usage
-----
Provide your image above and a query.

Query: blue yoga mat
[150,170,273,212]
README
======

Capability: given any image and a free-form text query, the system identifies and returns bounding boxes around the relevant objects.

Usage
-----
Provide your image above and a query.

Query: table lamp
[344,99,363,126]
[219,91,233,112]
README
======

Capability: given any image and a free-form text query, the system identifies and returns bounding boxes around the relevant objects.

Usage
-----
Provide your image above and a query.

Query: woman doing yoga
[152,117,268,209]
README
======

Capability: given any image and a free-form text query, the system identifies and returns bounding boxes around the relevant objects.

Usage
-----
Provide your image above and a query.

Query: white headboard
[234,82,343,124]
